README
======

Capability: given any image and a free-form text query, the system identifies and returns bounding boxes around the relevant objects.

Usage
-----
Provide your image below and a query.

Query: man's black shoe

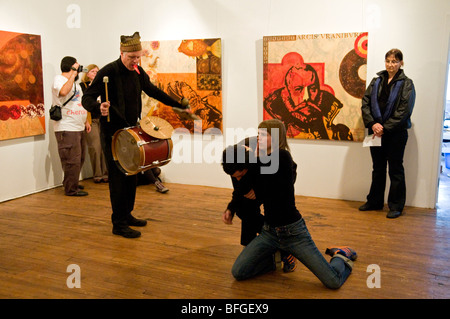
[127,215,147,227]
[112,225,141,238]
[386,210,402,219]
[358,202,383,211]
[66,190,88,197]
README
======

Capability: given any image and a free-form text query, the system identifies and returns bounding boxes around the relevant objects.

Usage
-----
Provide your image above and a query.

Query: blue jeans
[231,218,353,289]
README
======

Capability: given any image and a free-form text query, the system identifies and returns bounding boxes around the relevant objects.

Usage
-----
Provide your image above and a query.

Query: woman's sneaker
[282,254,297,273]
[325,246,357,261]
[155,181,169,193]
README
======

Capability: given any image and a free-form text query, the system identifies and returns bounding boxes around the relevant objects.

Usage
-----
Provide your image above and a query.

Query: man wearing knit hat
[119,31,144,71]
[82,32,189,238]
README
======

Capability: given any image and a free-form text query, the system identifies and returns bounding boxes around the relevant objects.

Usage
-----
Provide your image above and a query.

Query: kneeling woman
[223,119,356,289]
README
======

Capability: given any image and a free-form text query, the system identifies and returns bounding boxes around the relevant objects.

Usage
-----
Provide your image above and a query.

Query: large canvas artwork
[0,30,45,141]
[141,38,222,133]
[263,32,368,141]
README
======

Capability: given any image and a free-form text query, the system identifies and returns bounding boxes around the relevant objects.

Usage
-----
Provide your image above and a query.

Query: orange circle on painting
[354,32,368,58]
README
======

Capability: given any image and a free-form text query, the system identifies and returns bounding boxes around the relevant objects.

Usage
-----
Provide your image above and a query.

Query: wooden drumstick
[103,76,110,122]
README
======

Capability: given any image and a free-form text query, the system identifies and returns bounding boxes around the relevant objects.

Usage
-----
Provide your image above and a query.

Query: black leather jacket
[361,69,416,134]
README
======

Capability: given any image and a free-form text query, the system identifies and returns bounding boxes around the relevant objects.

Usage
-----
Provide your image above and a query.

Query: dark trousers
[367,130,408,212]
[55,131,86,195]
[235,201,265,246]
[101,126,137,226]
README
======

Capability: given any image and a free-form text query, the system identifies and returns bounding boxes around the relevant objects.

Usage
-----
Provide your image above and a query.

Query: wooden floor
[0,181,449,299]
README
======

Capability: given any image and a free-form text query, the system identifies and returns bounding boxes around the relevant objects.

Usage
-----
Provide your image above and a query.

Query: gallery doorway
[437,60,450,214]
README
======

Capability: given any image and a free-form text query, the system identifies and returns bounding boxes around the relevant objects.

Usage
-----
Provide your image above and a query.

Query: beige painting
[141,38,222,133]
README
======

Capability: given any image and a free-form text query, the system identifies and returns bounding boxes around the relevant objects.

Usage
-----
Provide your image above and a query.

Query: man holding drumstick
[82,32,189,238]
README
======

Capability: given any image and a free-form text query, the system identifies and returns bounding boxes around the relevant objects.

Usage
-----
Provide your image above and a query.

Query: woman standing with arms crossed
[360,49,416,218]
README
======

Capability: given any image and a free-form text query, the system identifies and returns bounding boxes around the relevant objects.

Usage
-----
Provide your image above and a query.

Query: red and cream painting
[141,38,222,133]
[263,32,368,141]
[0,30,45,141]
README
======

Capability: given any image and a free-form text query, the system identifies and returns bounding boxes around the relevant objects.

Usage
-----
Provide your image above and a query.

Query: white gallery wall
[0,0,449,209]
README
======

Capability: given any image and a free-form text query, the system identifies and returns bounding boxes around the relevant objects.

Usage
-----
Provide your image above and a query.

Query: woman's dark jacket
[361,69,416,134]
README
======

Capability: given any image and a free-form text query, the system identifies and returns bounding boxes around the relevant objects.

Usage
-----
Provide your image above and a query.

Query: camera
[71,65,87,73]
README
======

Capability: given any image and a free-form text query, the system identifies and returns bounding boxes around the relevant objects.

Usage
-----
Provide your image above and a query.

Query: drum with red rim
[112,126,173,175]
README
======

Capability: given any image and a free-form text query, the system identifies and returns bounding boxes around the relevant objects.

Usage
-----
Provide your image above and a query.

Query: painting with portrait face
[140,38,222,134]
[263,32,368,141]
[0,30,45,141]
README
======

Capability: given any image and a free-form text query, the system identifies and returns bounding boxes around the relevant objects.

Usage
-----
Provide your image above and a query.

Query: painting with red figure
[263,32,368,141]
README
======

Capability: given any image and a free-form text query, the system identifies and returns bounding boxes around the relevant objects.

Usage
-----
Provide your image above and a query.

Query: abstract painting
[141,38,222,133]
[0,30,45,141]
[263,32,368,141]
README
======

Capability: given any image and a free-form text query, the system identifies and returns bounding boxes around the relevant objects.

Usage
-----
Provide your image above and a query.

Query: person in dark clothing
[222,119,356,289]
[222,136,297,272]
[82,32,189,238]
[222,136,262,245]
[80,64,109,184]
[360,49,416,218]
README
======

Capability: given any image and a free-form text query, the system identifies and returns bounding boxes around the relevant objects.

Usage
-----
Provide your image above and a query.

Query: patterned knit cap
[120,32,142,52]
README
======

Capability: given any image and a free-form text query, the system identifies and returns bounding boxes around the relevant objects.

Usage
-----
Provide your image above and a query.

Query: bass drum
[112,126,173,175]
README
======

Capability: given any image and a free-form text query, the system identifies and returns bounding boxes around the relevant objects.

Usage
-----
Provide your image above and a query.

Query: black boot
[127,215,147,227]
[112,223,141,238]
[358,202,383,211]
